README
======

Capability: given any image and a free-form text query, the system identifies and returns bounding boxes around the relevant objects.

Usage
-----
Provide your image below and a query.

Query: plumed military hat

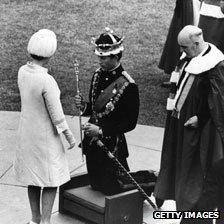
[92,27,124,56]
[27,29,57,58]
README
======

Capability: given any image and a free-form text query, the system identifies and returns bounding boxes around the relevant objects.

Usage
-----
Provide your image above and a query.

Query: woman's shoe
[27,221,38,224]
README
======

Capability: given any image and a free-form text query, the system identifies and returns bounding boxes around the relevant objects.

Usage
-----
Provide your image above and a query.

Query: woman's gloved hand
[63,129,76,149]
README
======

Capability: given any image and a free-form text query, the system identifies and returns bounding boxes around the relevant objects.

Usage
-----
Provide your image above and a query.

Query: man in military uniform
[74,27,140,195]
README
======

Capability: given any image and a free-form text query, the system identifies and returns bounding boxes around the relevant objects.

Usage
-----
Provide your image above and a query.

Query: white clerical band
[170,71,179,83]
[200,2,224,18]
[166,98,175,111]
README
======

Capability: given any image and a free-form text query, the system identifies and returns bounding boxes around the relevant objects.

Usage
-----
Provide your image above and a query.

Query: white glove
[63,129,76,149]
[74,95,86,111]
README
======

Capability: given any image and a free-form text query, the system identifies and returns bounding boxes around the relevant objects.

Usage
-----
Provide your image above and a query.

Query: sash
[175,73,195,118]
[93,76,128,113]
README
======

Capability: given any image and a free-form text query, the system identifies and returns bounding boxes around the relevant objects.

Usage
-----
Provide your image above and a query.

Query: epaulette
[122,71,135,83]
[95,67,101,73]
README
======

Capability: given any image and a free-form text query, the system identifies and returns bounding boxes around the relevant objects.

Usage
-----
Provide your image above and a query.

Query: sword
[74,59,84,161]
[95,139,158,210]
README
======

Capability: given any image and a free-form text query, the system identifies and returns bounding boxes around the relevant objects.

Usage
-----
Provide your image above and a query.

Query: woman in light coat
[14,29,76,224]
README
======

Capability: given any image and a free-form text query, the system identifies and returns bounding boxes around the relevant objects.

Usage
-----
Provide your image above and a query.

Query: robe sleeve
[195,159,224,211]
[207,63,224,142]
[42,75,68,134]
[194,74,210,129]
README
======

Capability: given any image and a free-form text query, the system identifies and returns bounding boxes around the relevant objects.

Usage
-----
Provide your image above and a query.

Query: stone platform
[0,111,180,224]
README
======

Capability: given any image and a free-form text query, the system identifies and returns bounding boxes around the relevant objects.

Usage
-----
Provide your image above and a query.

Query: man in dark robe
[198,0,224,54]
[181,159,224,223]
[74,28,139,195]
[154,25,224,211]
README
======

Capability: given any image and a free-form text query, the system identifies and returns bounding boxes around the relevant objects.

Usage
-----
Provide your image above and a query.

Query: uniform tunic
[81,64,139,195]
[14,62,70,187]
[154,44,224,210]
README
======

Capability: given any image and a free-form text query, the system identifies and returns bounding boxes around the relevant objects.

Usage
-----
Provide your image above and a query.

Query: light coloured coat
[14,62,70,187]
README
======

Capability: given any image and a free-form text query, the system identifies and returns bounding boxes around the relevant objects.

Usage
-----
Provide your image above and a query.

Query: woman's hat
[92,27,124,56]
[27,29,57,58]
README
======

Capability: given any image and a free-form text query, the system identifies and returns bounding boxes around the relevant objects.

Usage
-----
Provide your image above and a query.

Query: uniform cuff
[81,102,87,115]
[98,127,103,138]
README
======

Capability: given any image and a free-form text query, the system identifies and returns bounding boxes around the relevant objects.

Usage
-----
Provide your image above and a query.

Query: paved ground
[0,111,180,224]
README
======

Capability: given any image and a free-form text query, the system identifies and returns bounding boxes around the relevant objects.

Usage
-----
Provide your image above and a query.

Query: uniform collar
[110,63,123,75]
[108,63,121,72]
[101,63,123,75]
